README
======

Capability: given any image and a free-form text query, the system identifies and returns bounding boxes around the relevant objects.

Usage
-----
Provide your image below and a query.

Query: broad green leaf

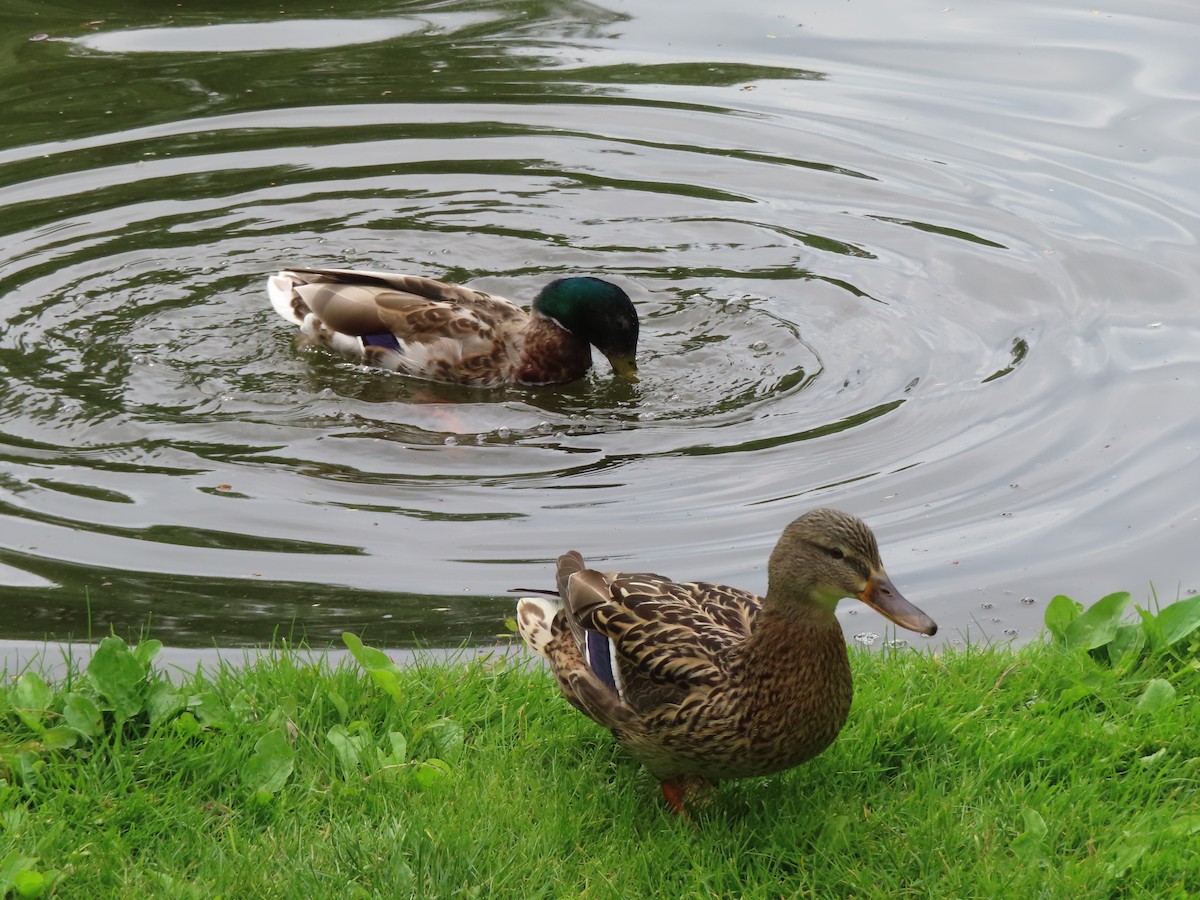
[173,712,203,739]
[416,718,465,759]
[1157,595,1200,647]
[1139,747,1167,767]
[229,690,256,721]
[411,758,453,788]
[326,689,349,722]
[12,866,45,899]
[327,724,363,775]
[1055,672,1103,706]
[1107,837,1148,876]
[1164,815,1200,838]
[1136,678,1175,715]
[1011,808,1047,863]
[12,674,52,732]
[1106,624,1146,666]
[15,751,42,788]
[817,814,853,851]
[132,639,163,669]
[191,692,235,730]
[14,673,52,713]
[1064,592,1130,650]
[1044,595,1081,642]
[0,851,37,893]
[1137,606,1165,650]
[146,682,186,725]
[342,633,405,703]
[63,692,103,738]
[264,706,292,732]
[242,728,295,796]
[87,636,147,722]
[41,726,78,751]
[385,731,408,765]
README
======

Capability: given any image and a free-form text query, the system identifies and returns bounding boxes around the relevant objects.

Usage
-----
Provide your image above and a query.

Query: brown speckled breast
[517,318,593,384]
[614,614,854,781]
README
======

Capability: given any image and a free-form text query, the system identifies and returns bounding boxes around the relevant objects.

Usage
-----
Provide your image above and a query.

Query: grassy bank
[1,595,1198,898]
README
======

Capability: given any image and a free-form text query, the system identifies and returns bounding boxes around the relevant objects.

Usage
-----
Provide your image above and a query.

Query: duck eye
[824,546,846,561]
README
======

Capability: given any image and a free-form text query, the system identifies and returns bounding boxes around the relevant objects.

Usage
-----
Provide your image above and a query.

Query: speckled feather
[516,508,938,808]
[267,268,637,387]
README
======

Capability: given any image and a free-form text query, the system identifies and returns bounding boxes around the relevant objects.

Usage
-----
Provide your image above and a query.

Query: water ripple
[1,0,1198,648]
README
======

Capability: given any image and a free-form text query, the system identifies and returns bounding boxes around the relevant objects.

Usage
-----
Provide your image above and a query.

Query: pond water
[1,0,1198,654]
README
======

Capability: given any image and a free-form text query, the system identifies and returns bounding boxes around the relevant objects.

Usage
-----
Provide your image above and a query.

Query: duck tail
[267,272,308,325]
[515,596,562,658]
[267,271,368,358]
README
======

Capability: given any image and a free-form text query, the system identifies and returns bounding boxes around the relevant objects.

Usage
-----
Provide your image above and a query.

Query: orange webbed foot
[659,775,713,816]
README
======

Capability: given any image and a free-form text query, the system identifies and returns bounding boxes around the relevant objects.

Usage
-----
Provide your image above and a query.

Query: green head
[533,277,640,380]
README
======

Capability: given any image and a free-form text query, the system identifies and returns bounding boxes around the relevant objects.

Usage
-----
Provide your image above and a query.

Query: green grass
[1,596,1198,898]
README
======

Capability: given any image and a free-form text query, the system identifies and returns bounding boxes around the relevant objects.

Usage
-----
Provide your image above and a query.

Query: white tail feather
[516,596,562,658]
[267,273,303,325]
[268,271,369,358]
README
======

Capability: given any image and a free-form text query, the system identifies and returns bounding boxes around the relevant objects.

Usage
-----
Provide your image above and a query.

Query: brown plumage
[516,508,937,812]
[267,268,639,387]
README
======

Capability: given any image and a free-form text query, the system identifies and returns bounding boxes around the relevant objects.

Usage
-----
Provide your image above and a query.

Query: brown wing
[560,561,762,701]
[285,268,527,351]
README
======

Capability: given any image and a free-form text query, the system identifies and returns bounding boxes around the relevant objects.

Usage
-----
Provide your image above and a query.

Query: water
[2,0,1198,652]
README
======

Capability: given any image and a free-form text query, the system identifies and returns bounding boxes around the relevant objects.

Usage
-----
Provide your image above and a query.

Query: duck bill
[604,353,639,382]
[859,571,937,636]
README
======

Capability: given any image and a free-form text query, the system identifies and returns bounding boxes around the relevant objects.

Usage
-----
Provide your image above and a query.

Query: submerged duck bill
[859,571,937,636]
[605,354,639,382]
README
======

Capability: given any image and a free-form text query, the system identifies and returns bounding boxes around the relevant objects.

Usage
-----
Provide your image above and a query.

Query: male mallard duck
[516,508,937,812]
[267,268,639,386]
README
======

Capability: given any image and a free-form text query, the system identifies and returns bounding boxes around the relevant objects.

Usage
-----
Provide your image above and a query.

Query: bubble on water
[537,422,552,434]
[991,617,1002,624]
[1020,596,1036,606]
[1004,628,1018,636]
[749,340,768,352]
[981,602,994,609]
[884,639,908,650]
[852,632,879,646]
[443,436,457,446]
[475,434,485,444]
[496,426,511,439]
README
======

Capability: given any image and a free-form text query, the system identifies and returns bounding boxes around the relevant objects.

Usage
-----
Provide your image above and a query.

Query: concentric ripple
[1,0,1198,649]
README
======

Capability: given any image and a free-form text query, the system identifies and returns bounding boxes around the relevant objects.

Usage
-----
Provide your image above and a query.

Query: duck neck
[517,314,593,384]
[737,603,853,743]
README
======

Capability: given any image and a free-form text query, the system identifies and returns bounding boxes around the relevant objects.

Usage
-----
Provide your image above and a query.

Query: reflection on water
[1,0,1198,650]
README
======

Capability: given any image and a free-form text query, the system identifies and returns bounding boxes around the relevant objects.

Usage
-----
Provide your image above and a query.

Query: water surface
[1,0,1198,652]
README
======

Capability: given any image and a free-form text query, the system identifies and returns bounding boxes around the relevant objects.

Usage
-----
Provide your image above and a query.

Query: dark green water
[2,0,1198,652]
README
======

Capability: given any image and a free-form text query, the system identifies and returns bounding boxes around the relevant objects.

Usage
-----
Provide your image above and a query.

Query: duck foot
[659,774,713,815]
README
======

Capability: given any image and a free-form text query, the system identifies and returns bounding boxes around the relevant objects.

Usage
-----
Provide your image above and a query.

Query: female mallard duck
[516,508,937,812]
[267,268,639,386]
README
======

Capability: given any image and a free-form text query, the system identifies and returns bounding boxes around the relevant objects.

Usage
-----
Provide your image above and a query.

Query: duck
[515,508,937,813]
[267,268,639,387]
